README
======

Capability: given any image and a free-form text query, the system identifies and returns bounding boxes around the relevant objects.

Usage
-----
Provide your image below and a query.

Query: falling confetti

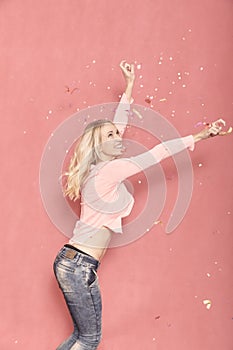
[198,163,203,167]
[154,220,163,225]
[159,98,167,102]
[137,64,142,69]
[155,316,160,320]
[132,108,143,119]
[203,299,212,310]
[65,86,79,94]
[145,98,152,104]
[194,121,203,128]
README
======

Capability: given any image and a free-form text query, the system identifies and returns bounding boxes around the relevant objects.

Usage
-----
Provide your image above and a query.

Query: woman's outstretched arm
[98,119,231,183]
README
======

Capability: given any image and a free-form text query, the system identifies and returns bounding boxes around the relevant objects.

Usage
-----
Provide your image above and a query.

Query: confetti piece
[132,108,143,119]
[145,98,152,104]
[137,64,142,69]
[182,84,186,88]
[155,316,160,320]
[70,88,79,94]
[138,180,142,184]
[198,163,203,167]
[169,56,173,61]
[194,121,203,128]
[206,273,211,277]
[200,67,204,71]
[154,220,163,225]
[159,98,167,102]
[203,300,212,309]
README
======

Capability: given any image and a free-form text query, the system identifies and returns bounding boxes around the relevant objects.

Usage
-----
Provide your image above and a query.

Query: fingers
[219,126,233,136]
[204,118,232,137]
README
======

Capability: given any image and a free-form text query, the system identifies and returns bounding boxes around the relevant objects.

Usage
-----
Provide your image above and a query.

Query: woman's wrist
[124,80,134,102]
[193,132,203,143]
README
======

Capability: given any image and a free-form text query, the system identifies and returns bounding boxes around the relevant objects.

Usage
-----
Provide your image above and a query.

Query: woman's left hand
[119,60,135,85]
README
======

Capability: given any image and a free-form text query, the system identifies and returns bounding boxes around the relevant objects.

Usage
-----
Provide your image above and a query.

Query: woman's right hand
[194,118,232,142]
[119,60,135,85]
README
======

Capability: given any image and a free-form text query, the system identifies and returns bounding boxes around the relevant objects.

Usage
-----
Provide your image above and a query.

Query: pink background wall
[1,0,233,349]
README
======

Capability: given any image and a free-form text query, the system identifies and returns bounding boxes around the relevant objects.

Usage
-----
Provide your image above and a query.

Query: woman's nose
[115,133,122,140]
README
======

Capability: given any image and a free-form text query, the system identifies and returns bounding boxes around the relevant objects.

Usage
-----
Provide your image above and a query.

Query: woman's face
[98,123,124,160]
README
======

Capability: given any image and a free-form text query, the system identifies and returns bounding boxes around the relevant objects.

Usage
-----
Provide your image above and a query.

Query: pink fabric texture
[69,94,195,245]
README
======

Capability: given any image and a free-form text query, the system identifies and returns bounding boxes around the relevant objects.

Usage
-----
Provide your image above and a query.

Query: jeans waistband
[62,244,100,270]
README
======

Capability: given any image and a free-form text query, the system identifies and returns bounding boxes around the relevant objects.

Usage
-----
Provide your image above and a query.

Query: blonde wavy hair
[63,119,115,201]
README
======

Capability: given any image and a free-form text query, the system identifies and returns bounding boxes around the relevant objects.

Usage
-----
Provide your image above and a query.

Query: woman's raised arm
[113,61,135,136]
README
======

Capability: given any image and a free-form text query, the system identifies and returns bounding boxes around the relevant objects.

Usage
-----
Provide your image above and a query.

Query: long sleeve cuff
[120,92,134,105]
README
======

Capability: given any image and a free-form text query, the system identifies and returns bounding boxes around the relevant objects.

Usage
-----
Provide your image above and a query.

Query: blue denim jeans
[53,245,102,350]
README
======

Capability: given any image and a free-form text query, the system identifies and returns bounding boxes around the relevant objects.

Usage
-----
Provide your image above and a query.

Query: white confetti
[198,163,203,167]
[140,84,143,88]
[169,56,173,61]
[200,67,204,71]
[182,84,186,88]
[203,300,212,309]
[137,64,142,69]
[206,273,211,277]
[138,180,142,184]
[92,60,96,63]
[48,110,52,114]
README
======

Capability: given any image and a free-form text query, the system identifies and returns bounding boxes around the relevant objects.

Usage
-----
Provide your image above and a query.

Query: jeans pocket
[86,268,98,288]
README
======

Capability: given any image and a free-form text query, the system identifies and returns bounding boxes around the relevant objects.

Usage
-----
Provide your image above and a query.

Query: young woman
[53,60,228,350]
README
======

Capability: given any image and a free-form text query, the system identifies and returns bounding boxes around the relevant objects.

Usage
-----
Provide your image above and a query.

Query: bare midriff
[70,226,113,262]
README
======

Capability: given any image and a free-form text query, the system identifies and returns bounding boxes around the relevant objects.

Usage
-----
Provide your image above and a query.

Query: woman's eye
[108,133,113,137]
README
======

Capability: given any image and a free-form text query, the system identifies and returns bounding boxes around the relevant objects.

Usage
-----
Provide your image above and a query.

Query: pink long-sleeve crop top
[69,93,195,245]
